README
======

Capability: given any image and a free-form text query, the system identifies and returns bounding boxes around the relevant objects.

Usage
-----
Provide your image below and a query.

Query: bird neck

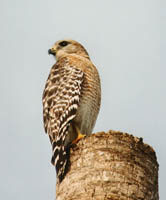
[56,50,90,61]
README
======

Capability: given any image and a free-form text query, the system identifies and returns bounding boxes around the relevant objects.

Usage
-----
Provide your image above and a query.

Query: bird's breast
[74,64,101,135]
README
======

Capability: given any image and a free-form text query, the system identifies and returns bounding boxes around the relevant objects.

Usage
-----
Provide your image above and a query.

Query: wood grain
[56,130,159,200]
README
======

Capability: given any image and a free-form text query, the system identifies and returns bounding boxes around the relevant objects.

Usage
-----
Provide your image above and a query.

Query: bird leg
[72,125,86,144]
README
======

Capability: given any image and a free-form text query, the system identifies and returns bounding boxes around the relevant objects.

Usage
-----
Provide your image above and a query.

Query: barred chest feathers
[65,56,101,145]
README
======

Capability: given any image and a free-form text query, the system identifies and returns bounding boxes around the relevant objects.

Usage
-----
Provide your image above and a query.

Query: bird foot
[72,133,86,144]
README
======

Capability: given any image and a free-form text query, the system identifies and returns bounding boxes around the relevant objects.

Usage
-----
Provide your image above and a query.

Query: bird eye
[59,41,68,47]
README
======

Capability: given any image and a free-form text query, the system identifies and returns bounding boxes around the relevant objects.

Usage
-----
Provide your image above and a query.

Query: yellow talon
[72,126,86,144]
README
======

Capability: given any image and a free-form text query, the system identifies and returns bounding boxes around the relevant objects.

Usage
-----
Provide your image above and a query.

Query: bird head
[48,39,90,60]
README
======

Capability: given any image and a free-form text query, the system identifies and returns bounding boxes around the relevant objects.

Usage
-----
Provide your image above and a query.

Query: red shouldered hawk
[42,39,101,182]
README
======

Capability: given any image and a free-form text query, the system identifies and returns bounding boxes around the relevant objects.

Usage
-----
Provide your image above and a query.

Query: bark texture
[56,130,159,200]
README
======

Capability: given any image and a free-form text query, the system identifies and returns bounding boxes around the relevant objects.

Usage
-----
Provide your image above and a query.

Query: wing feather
[42,58,84,182]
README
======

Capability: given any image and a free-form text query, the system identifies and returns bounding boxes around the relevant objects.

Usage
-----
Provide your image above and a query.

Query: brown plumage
[42,39,101,182]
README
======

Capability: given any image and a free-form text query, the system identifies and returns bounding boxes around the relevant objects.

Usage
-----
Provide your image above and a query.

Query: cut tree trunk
[56,130,159,200]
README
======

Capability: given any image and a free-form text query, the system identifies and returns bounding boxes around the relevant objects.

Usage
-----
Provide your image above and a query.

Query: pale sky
[0,0,165,199]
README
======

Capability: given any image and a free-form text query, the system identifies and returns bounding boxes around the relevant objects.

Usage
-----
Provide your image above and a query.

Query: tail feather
[51,141,70,183]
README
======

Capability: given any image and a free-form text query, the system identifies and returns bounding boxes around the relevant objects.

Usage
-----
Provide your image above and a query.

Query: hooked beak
[48,48,56,56]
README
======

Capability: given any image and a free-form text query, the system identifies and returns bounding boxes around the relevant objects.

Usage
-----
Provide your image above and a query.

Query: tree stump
[56,130,159,200]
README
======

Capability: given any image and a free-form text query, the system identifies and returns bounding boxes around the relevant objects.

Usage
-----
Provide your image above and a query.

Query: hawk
[42,39,101,182]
